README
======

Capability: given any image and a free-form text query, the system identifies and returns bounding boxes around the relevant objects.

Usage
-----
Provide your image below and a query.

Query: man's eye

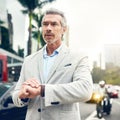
[51,23,58,26]
[42,22,58,26]
[42,22,48,26]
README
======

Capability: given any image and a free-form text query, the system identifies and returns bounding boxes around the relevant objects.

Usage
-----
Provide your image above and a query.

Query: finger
[19,87,29,99]
[31,78,40,87]
[25,78,40,88]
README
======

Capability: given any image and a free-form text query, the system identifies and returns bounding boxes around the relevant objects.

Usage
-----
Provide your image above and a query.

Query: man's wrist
[41,85,45,97]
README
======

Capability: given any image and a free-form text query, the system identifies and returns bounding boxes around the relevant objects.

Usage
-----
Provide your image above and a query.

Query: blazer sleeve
[12,59,29,107]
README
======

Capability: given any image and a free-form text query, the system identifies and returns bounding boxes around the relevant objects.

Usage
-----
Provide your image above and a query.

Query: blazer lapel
[37,49,45,84]
[46,45,69,83]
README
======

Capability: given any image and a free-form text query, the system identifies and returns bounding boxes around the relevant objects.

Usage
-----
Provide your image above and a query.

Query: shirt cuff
[21,98,29,102]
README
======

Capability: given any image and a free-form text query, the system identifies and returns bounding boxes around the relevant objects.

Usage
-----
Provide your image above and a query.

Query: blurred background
[0,0,120,120]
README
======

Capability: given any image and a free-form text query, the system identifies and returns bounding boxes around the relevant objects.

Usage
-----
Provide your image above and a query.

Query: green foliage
[103,66,120,85]
[91,67,105,83]
[0,27,10,49]
[92,64,120,85]
[40,32,46,46]
[0,24,19,55]
[18,0,38,10]
[18,47,24,57]
[32,13,45,49]
[18,0,56,54]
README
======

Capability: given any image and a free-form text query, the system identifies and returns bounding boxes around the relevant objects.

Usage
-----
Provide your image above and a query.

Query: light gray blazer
[12,44,93,120]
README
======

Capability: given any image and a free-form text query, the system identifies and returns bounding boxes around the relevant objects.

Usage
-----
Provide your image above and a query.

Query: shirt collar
[43,44,62,58]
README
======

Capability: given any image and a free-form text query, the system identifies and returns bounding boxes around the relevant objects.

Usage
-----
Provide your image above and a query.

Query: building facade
[0,0,13,49]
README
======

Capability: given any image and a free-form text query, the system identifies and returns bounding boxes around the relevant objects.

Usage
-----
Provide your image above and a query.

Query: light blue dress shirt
[43,45,62,82]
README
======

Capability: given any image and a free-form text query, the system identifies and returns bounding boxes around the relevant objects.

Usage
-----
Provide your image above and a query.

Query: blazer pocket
[56,65,72,72]
[64,63,72,67]
[56,63,77,72]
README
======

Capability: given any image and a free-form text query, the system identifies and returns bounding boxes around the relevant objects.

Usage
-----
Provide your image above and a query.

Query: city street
[80,96,120,120]
[1,0,120,120]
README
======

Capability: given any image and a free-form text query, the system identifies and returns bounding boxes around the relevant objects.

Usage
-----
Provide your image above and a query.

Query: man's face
[42,14,66,45]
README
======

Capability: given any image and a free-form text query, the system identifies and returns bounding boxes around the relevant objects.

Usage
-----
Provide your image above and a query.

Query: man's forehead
[43,14,62,22]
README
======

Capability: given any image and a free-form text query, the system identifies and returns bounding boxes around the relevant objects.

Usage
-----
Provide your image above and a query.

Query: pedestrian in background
[12,8,93,120]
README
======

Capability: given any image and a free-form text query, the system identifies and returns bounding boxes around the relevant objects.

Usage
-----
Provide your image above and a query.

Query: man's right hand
[18,78,41,99]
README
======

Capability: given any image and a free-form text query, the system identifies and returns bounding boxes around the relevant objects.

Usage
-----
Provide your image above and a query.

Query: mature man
[12,8,93,120]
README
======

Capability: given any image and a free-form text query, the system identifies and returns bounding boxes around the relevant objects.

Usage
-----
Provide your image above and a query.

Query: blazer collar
[38,44,69,84]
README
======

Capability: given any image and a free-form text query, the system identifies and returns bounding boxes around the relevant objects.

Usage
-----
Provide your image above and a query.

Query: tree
[18,0,56,55]
[92,63,120,85]
[103,65,120,85]
[91,67,105,83]
[18,45,24,57]
[0,26,18,55]
[32,13,45,50]
[0,26,10,49]
[18,0,39,55]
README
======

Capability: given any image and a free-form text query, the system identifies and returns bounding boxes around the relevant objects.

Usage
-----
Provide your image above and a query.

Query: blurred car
[107,86,119,98]
[0,82,27,120]
[114,85,120,91]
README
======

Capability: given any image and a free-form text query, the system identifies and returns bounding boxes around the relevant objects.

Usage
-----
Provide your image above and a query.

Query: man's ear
[63,26,67,33]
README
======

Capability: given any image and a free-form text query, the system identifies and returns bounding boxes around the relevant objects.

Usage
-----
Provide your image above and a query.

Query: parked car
[0,82,27,120]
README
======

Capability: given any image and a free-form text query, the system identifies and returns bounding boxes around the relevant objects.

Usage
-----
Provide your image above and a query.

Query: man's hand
[23,78,40,88]
[18,78,41,99]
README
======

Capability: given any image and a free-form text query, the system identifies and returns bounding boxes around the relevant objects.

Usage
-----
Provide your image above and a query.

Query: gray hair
[42,8,67,27]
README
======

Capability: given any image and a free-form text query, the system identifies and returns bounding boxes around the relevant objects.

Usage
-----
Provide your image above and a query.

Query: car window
[0,84,11,97]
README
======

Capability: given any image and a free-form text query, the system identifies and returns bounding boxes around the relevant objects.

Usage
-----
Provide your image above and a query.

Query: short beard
[44,38,59,45]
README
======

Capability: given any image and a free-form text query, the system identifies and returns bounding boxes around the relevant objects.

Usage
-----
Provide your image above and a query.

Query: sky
[5,0,120,61]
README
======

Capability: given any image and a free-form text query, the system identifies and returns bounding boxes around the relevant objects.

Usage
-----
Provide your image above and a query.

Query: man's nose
[46,24,52,30]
